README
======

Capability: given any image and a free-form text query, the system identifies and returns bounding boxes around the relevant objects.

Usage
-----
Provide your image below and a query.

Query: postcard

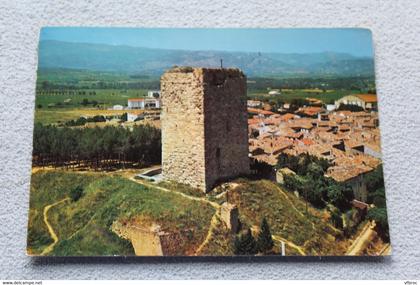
[27,28,390,256]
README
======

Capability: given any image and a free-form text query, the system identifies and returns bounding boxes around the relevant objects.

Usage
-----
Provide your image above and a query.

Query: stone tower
[161,67,250,193]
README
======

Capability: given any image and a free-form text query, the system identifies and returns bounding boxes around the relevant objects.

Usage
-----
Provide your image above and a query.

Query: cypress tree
[234,228,257,255]
[256,217,274,254]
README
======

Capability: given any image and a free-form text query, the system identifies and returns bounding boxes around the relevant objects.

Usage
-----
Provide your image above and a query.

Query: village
[247,93,381,205]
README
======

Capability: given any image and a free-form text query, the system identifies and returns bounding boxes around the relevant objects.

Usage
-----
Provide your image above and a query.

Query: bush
[69,186,83,202]
[337,104,364,112]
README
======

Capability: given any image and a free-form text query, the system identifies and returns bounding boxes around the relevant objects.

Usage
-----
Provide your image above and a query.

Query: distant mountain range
[38,40,375,77]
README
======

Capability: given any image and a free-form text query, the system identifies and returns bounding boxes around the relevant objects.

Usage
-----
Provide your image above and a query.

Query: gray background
[0,0,419,279]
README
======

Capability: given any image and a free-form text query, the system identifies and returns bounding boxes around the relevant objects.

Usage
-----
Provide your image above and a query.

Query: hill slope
[38,40,374,77]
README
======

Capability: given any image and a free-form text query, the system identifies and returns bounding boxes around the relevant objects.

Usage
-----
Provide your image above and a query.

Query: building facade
[334,94,378,111]
[161,67,250,193]
[128,98,160,109]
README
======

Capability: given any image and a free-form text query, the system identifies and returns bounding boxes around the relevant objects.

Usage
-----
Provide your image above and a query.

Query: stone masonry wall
[202,69,250,190]
[161,68,207,191]
[161,67,250,192]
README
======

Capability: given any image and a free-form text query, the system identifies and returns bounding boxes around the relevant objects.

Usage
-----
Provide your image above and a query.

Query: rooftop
[355,94,378,103]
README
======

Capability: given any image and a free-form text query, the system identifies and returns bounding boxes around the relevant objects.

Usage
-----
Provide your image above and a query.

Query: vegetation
[247,76,375,93]
[228,179,344,255]
[367,207,389,242]
[64,115,106,126]
[234,229,257,255]
[32,124,161,170]
[256,217,274,254]
[37,68,159,91]
[28,171,214,256]
[364,166,389,241]
[278,153,353,211]
[69,185,83,202]
[337,103,364,112]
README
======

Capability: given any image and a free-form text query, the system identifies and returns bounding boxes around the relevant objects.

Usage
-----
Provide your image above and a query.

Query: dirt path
[194,211,220,255]
[41,198,70,256]
[346,221,376,255]
[272,235,306,256]
[127,176,221,209]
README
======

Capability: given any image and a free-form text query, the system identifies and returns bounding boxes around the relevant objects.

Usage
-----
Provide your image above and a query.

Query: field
[36,89,148,108]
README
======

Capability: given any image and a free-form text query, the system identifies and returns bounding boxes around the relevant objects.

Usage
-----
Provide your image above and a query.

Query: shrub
[69,186,83,202]
[256,217,274,254]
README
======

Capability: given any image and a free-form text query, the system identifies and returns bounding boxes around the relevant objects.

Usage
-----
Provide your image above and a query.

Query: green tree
[81,98,89,106]
[367,207,389,242]
[327,183,353,211]
[234,229,257,255]
[120,112,128,122]
[256,218,274,254]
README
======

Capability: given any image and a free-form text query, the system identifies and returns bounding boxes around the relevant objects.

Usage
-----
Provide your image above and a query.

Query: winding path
[194,211,220,255]
[41,198,70,255]
[127,176,221,209]
[272,235,306,256]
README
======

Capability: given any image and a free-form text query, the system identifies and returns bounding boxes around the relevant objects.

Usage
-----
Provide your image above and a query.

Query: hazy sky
[40,28,374,57]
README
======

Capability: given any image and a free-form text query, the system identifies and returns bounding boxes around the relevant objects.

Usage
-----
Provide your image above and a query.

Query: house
[268,89,281,95]
[326,104,336,112]
[127,112,144,122]
[351,199,370,223]
[306,97,323,106]
[128,98,160,110]
[247,108,275,117]
[325,164,373,202]
[296,106,324,118]
[147,90,161,98]
[112,105,124,110]
[247,100,262,108]
[334,94,378,111]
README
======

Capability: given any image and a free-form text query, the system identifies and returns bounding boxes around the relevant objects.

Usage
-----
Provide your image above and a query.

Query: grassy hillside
[228,179,346,255]
[27,171,214,256]
[28,171,350,256]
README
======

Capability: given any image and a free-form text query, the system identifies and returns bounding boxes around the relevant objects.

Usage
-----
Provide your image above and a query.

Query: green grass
[36,68,159,88]
[228,179,345,255]
[35,89,148,109]
[27,171,101,255]
[28,170,214,256]
[34,108,129,125]
[157,180,207,198]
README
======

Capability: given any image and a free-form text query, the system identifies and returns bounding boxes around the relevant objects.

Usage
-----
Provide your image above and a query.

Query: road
[346,221,376,256]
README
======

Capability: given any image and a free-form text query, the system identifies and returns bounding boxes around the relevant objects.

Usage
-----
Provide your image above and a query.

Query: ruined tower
[161,67,250,193]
